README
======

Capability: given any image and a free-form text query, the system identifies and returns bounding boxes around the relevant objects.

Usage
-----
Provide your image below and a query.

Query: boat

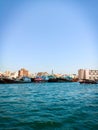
[0,77,32,84]
[48,78,58,82]
[79,79,97,84]
[57,78,72,82]
[0,78,5,83]
[34,77,46,83]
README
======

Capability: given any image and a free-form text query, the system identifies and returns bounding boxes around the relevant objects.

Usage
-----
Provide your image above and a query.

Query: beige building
[37,72,49,77]
[4,71,11,77]
[10,72,18,78]
[18,68,29,77]
[78,69,98,80]
[0,72,2,77]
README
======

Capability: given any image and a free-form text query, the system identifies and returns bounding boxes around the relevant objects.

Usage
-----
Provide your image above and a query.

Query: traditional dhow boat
[0,77,32,84]
[34,77,46,82]
[79,79,97,84]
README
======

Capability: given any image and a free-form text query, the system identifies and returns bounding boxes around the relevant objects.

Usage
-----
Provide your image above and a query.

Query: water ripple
[0,83,98,129]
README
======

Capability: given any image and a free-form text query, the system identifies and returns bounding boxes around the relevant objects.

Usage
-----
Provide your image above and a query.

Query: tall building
[18,68,29,77]
[78,69,85,79]
[78,69,98,80]
[89,70,98,80]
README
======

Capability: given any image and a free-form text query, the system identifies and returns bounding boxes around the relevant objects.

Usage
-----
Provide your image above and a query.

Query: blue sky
[0,0,98,74]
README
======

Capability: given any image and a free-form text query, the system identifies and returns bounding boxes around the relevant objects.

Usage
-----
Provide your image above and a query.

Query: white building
[78,69,98,80]
[4,71,11,77]
[10,72,18,78]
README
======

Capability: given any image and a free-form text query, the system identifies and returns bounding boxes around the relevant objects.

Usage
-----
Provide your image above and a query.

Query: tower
[52,69,54,75]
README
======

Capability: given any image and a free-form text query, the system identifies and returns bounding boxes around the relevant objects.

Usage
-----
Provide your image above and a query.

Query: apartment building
[78,69,98,80]
[18,68,29,77]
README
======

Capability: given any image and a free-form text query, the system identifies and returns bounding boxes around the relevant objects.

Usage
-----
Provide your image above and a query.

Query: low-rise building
[4,71,11,77]
[10,72,18,78]
[0,72,2,77]
[37,72,49,77]
[54,73,63,78]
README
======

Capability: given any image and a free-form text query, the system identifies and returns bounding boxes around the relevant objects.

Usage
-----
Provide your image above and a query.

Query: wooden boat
[0,77,31,84]
[34,77,46,83]
[79,79,97,84]
[48,78,58,82]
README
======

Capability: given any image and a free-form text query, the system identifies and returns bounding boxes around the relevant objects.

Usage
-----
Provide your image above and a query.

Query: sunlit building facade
[18,68,29,77]
[78,69,98,80]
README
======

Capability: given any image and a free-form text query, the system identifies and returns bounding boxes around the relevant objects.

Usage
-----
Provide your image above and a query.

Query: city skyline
[1,67,98,76]
[0,0,98,74]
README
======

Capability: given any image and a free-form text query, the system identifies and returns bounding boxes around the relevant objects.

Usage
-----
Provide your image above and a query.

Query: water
[0,83,98,130]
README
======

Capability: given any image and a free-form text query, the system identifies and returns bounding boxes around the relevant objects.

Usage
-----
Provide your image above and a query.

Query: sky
[0,0,98,74]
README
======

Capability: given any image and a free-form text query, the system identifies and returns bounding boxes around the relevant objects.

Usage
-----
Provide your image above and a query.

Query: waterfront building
[0,72,2,77]
[54,73,63,78]
[18,68,29,77]
[68,74,78,79]
[78,69,98,80]
[28,73,34,78]
[37,72,49,77]
[4,71,11,77]
[10,72,18,78]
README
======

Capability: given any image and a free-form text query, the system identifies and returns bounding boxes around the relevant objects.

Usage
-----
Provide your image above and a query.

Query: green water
[0,83,98,130]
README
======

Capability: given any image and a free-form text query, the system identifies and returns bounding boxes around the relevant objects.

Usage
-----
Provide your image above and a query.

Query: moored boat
[0,77,32,84]
[34,77,46,82]
[79,79,97,84]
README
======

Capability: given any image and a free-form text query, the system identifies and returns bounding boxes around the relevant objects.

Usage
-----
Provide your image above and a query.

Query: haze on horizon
[0,0,98,74]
